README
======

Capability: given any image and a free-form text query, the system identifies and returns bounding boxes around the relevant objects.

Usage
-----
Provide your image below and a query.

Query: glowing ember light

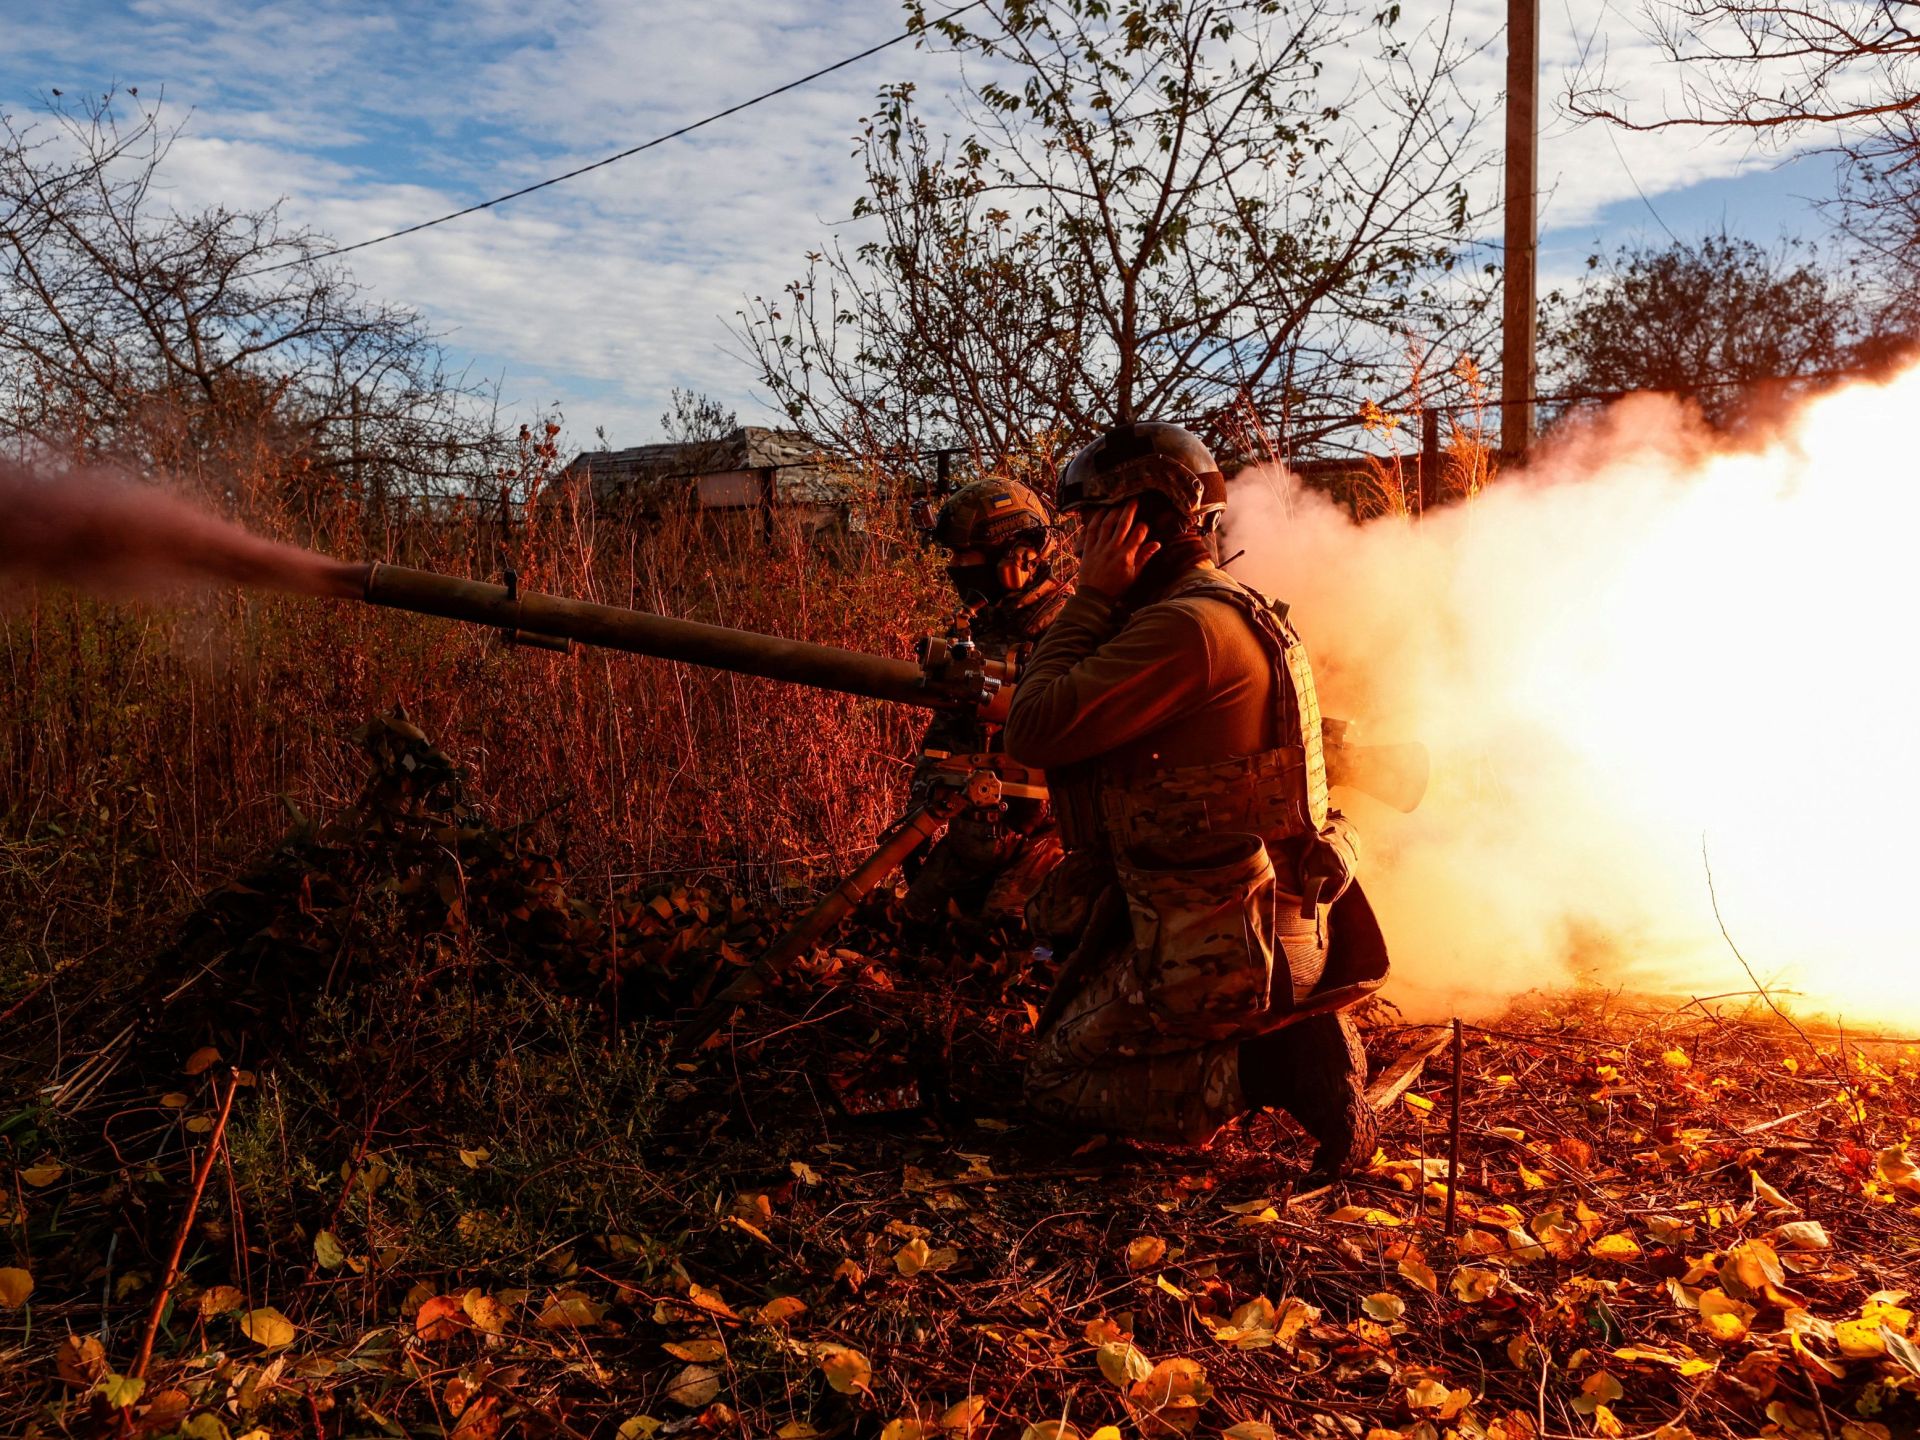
[1227,366,1920,1029]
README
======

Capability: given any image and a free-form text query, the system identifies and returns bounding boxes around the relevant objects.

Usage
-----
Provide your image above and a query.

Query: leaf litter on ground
[3,715,1919,1438]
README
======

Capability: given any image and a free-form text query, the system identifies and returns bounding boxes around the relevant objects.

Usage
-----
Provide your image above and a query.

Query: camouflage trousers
[1025,833,1327,1145]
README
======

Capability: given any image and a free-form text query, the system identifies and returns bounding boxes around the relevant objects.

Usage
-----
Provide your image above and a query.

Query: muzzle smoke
[0,459,363,600]
[1224,372,1920,1030]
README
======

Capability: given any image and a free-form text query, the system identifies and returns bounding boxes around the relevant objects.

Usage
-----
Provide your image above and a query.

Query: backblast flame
[1227,367,1920,1031]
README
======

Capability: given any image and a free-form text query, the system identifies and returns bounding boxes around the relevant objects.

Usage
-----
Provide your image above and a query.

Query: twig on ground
[129,1068,242,1383]
[1445,1017,1464,1237]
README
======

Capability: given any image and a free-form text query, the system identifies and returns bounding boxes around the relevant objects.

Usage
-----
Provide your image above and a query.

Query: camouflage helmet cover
[1058,421,1227,524]
[930,477,1056,555]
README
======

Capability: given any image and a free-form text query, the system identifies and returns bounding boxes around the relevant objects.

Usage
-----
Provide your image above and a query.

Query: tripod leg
[676,802,950,1052]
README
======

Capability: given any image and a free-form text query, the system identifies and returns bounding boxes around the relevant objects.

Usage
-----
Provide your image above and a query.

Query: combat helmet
[929,477,1055,554]
[924,477,1061,613]
[1058,421,1227,528]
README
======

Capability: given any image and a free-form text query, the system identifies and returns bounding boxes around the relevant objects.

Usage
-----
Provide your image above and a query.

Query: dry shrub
[0,452,949,984]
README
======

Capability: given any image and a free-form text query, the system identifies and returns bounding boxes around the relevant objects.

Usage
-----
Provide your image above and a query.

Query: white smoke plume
[1222,377,1920,1029]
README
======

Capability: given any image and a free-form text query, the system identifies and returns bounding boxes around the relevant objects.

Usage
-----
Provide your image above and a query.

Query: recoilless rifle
[352,562,1430,1043]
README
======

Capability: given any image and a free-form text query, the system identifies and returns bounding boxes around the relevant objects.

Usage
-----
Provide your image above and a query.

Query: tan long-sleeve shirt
[1003,562,1277,784]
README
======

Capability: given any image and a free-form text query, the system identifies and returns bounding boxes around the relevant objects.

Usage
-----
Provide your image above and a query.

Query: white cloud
[9,1,1845,442]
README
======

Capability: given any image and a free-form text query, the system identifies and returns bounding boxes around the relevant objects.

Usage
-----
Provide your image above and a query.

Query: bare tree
[1567,2,1920,343]
[738,0,1495,479]
[0,93,509,508]
[661,387,739,447]
[1569,2,1920,134]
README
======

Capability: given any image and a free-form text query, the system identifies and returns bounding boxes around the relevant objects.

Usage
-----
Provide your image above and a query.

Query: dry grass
[0,462,950,1004]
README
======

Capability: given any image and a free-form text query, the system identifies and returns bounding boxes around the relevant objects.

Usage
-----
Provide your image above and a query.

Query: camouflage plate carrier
[1026,567,1386,1144]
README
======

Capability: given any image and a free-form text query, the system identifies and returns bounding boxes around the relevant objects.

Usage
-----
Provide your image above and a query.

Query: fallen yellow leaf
[1836,1318,1887,1358]
[1206,1295,1279,1349]
[1097,1339,1153,1386]
[1719,1239,1785,1298]
[1127,1356,1212,1435]
[1876,1146,1920,1199]
[0,1267,33,1307]
[755,1295,807,1324]
[1398,1255,1438,1293]
[686,1281,739,1320]
[536,1294,607,1329]
[238,1306,296,1350]
[663,1363,720,1408]
[1327,1205,1403,1226]
[56,1333,106,1387]
[1451,1267,1500,1303]
[1590,1233,1643,1263]
[195,1285,241,1318]
[1361,1292,1406,1323]
[94,1373,145,1408]
[1405,1378,1470,1419]
[939,1396,988,1435]
[461,1288,510,1335]
[1697,1289,1756,1343]
[819,1343,872,1394]
[1572,1371,1623,1415]
[1126,1235,1168,1270]
[895,1237,960,1276]
[1751,1171,1798,1213]
[1772,1220,1830,1251]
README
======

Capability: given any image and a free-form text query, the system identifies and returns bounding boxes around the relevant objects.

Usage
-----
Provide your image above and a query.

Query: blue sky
[7,1,1842,446]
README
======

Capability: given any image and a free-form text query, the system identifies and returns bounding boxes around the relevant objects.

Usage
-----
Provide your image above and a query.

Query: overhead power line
[252,0,987,276]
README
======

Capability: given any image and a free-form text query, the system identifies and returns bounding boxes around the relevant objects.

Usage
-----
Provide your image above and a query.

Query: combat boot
[1238,1011,1376,1178]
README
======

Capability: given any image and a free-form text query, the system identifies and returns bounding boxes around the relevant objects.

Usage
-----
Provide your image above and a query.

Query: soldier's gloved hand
[1296,815,1359,919]
[1074,500,1160,601]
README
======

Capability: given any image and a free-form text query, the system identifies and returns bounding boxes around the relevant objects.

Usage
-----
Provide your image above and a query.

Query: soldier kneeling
[1004,424,1389,1176]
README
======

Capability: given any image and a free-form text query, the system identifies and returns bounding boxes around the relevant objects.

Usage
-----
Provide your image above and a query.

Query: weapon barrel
[359,562,932,707]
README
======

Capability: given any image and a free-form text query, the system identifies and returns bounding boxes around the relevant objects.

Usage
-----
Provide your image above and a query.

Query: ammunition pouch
[1096,747,1371,1015]
[1117,832,1275,1030]
[1115,830,1329,1027]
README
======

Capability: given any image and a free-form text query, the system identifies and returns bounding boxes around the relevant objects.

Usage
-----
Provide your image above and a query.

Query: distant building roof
[565,427,835,483]
[560,426,862,516]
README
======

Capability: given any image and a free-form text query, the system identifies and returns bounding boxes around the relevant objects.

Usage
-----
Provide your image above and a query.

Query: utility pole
[1502,0,1540,459]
